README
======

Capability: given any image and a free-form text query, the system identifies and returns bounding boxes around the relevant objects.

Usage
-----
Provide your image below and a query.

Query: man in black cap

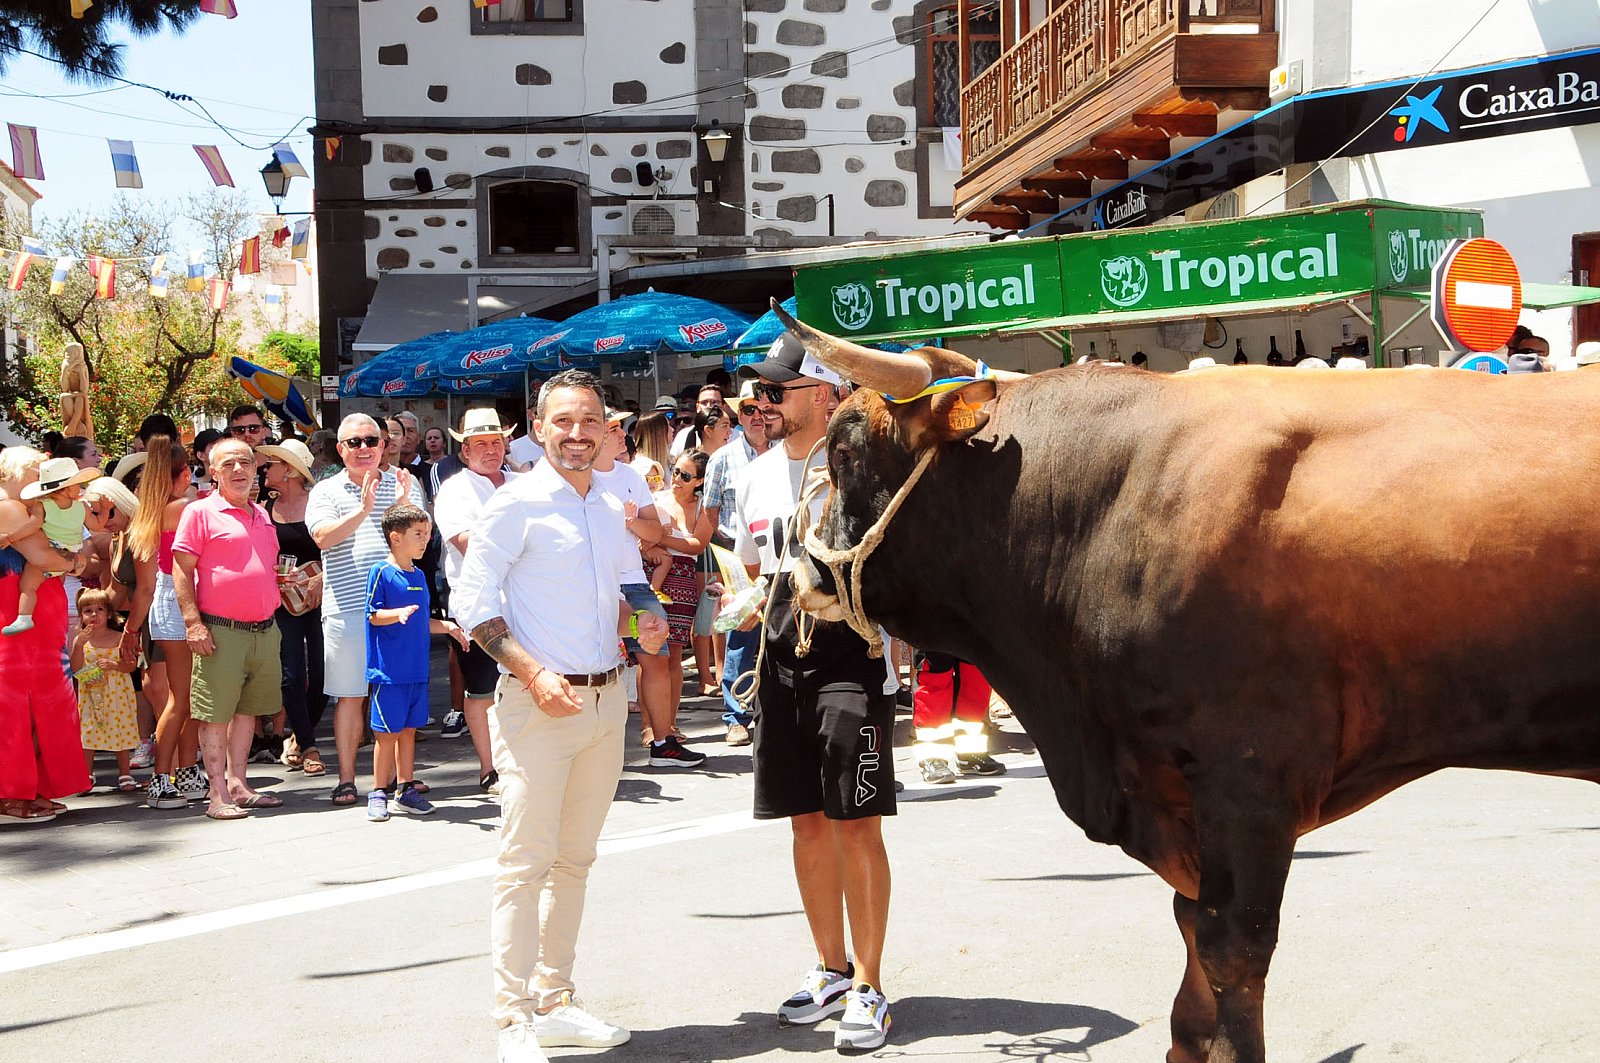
[728,335,898,1052]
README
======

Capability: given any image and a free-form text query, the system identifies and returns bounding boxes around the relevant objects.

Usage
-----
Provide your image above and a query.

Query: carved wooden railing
[962,0,1266,168]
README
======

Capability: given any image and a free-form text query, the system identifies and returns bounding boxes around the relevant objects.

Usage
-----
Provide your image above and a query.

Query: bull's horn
[772,298,931,399]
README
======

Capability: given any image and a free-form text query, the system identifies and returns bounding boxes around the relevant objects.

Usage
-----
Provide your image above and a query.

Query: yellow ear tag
[946,394,979,432]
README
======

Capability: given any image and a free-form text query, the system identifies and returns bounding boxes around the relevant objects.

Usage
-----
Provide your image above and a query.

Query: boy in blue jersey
[365,502,468,822]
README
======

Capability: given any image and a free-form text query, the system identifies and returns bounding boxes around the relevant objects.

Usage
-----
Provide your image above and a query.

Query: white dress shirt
[453,458,632,676]
[433,465,519,588]
[508,433,540,467]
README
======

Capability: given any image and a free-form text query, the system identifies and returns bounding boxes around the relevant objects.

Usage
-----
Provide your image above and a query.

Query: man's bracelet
[628,609,651,639]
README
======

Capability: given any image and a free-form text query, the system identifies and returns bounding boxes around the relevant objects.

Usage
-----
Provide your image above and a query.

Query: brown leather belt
[200,612,275,633]
[560,666,621,687]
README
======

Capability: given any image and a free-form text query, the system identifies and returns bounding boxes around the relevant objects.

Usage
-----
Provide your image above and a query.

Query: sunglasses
[230,424,267,436]
[340,435,384,449]
[672,467,701,482]
[754,382,823,404]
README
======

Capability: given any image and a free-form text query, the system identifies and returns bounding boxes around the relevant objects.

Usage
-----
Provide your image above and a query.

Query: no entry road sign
[1430,238,1522,352]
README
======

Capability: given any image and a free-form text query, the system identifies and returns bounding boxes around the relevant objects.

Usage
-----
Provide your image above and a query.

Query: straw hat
[450,408,515,442]
[21,457,102,500]
[735,378,760,411]
[257,439,316,483]
[111,452,148,484]
[1576,341,1600,367]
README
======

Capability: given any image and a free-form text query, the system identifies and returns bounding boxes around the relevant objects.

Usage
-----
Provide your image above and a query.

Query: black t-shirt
[264,497,320,567]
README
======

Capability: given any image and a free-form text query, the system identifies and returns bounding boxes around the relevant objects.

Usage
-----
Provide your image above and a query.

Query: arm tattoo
[470,616,519,667]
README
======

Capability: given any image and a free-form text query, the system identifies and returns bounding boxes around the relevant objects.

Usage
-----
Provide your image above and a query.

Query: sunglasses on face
[755,382,822,404]
[672,467,700,482]
[230,424,267,436]
[340,435,383,449]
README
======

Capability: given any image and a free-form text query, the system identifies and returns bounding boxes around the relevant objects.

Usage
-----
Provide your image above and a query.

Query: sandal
[330,781,359,805]
[117,775,140,793]
[281,735,303,770]
[408,779,430,795]
[478,770,499,793]
[0,799,53,823]
[301,750,326,777]
[205,803,249,821]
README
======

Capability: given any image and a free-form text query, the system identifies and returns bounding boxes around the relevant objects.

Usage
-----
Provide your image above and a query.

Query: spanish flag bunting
[95,259,117,299]
[8,124,44,181]
[209,277,231,312]
[323,136,342,161]
[71,0,93,19]
[7,253,33,291]
[271,225,290,248]
[193,145,233,188]
[86,254,103,279]
[200,0,238,17]
[49,256,73,295]
[473,0,502,7]
[239,235,261,275]
[185,250,206,292]
[289,219,310,260]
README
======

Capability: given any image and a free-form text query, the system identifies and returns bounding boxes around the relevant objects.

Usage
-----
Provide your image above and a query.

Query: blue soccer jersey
[365,560,430,685]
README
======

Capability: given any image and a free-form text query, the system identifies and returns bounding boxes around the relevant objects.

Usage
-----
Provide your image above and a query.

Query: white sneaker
[497,1022,551,1063]
[530,995,630,1048]
[777,962,853,1025]
[834,984,892,1051]
[129,738,155,770]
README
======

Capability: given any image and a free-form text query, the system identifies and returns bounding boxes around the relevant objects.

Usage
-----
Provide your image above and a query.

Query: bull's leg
[1168,891,1217,1063]
[1189,793,1297,1063]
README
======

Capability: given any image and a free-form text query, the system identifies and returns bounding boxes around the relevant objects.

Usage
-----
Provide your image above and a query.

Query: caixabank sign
[795,201,1482,337]
[1296,45,1600,158]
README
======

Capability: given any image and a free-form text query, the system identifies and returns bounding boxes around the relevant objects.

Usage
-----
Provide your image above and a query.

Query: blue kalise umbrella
[430,317,559,378]
[339,330,457,397]
[722,298,941,372]
[526,290,754,370]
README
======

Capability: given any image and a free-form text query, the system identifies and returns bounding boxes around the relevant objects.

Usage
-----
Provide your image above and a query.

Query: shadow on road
[1317,1046,1364,1063]
[692,909,803,921]
[611,997,1138,1061]
[0,1004,137,1036]
[304,952,480,980]
[988,871,1151,883]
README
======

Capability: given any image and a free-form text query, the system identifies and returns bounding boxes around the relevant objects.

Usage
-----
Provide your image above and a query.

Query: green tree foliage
[0,1,203,81]
[259,330,319,378]
[0,191,296,453]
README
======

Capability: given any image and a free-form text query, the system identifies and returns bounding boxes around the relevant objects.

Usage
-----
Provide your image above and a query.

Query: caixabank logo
[1388,86,1450,143]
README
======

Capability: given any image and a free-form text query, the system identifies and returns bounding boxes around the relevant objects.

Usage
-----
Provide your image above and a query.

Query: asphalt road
[3,670,1598,1062]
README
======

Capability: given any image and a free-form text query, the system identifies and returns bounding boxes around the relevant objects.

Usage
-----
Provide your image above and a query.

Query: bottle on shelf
[1294,329,1308,360]
[1234,338,1248,365]
[1267,335,1282,362]
[1108,337,1120,362]
[1088,340,1098,361]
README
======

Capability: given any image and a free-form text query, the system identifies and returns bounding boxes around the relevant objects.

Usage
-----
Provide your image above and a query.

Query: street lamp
[815,193,836,237]
[259,157,289,213]
[700,120,732,164]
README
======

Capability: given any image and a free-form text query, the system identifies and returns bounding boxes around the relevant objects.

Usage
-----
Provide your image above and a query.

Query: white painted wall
[359,0,698,118]
[1278,0,1600,90]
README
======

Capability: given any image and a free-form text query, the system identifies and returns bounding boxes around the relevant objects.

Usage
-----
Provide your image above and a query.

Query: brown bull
[777,303,1600,1063]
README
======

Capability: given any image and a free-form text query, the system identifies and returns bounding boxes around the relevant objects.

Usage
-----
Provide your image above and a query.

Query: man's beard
[553,448,596,472]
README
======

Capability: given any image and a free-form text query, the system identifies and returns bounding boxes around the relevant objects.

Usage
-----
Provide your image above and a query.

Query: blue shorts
[370,681,428,733]
[621,583,669,657]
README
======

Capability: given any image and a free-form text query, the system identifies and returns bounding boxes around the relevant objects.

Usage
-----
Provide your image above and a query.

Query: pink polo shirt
[171,491,280,623]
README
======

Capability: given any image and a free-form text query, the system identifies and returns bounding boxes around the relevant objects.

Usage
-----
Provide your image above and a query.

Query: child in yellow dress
[71,589,141,792]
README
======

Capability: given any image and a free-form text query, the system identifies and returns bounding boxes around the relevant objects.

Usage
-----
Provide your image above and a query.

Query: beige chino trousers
[489,673,627,1025]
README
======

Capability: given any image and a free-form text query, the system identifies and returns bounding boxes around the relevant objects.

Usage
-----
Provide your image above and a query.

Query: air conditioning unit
[627,199,696,237]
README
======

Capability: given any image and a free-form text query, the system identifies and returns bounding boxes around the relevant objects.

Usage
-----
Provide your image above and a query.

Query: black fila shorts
[751,668,897,822]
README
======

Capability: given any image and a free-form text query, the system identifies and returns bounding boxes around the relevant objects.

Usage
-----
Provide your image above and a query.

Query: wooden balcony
[956,0,1276,227]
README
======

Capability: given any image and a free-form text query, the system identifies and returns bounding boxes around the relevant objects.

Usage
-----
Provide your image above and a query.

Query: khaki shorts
[191,622,282,724]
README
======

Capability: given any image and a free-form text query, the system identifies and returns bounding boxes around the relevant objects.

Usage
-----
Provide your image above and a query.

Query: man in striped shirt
[307,413,427,807]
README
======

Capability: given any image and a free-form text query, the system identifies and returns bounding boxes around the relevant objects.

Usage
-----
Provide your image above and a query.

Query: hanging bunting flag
[71,0,94,20]
[290,219,310,260]
[49,256,74,296]
[263,286,282,306]
[8,124,44,181]
[95,259,117,299]
[272,143,308,180]
[148,254,168,299]
[322,136,342,161]
[7,253,33,291]
[269,261,297,286]
[86,254,104,279]
[21,236,46,256]
[185,250,206,292]
[106,139,143,189]
[239,235,261,275]
[192,145,234,187]
[208,277,230,312]
[271,225,290,248]
[473,0,503,7]
[199,0,238,17]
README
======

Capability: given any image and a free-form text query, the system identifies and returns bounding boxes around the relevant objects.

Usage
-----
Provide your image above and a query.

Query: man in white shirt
[453,370,668,1063]
[306,413,426,807]
[668,382,734,458]
[431,407,518,792]
[732,335,897,1052]
[507,389,542,468]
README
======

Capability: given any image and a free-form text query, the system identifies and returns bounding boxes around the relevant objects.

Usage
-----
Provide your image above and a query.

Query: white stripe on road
[0,810,768,975]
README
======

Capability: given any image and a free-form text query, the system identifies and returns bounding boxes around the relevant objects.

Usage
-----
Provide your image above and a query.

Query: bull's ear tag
[947,395,979,432]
